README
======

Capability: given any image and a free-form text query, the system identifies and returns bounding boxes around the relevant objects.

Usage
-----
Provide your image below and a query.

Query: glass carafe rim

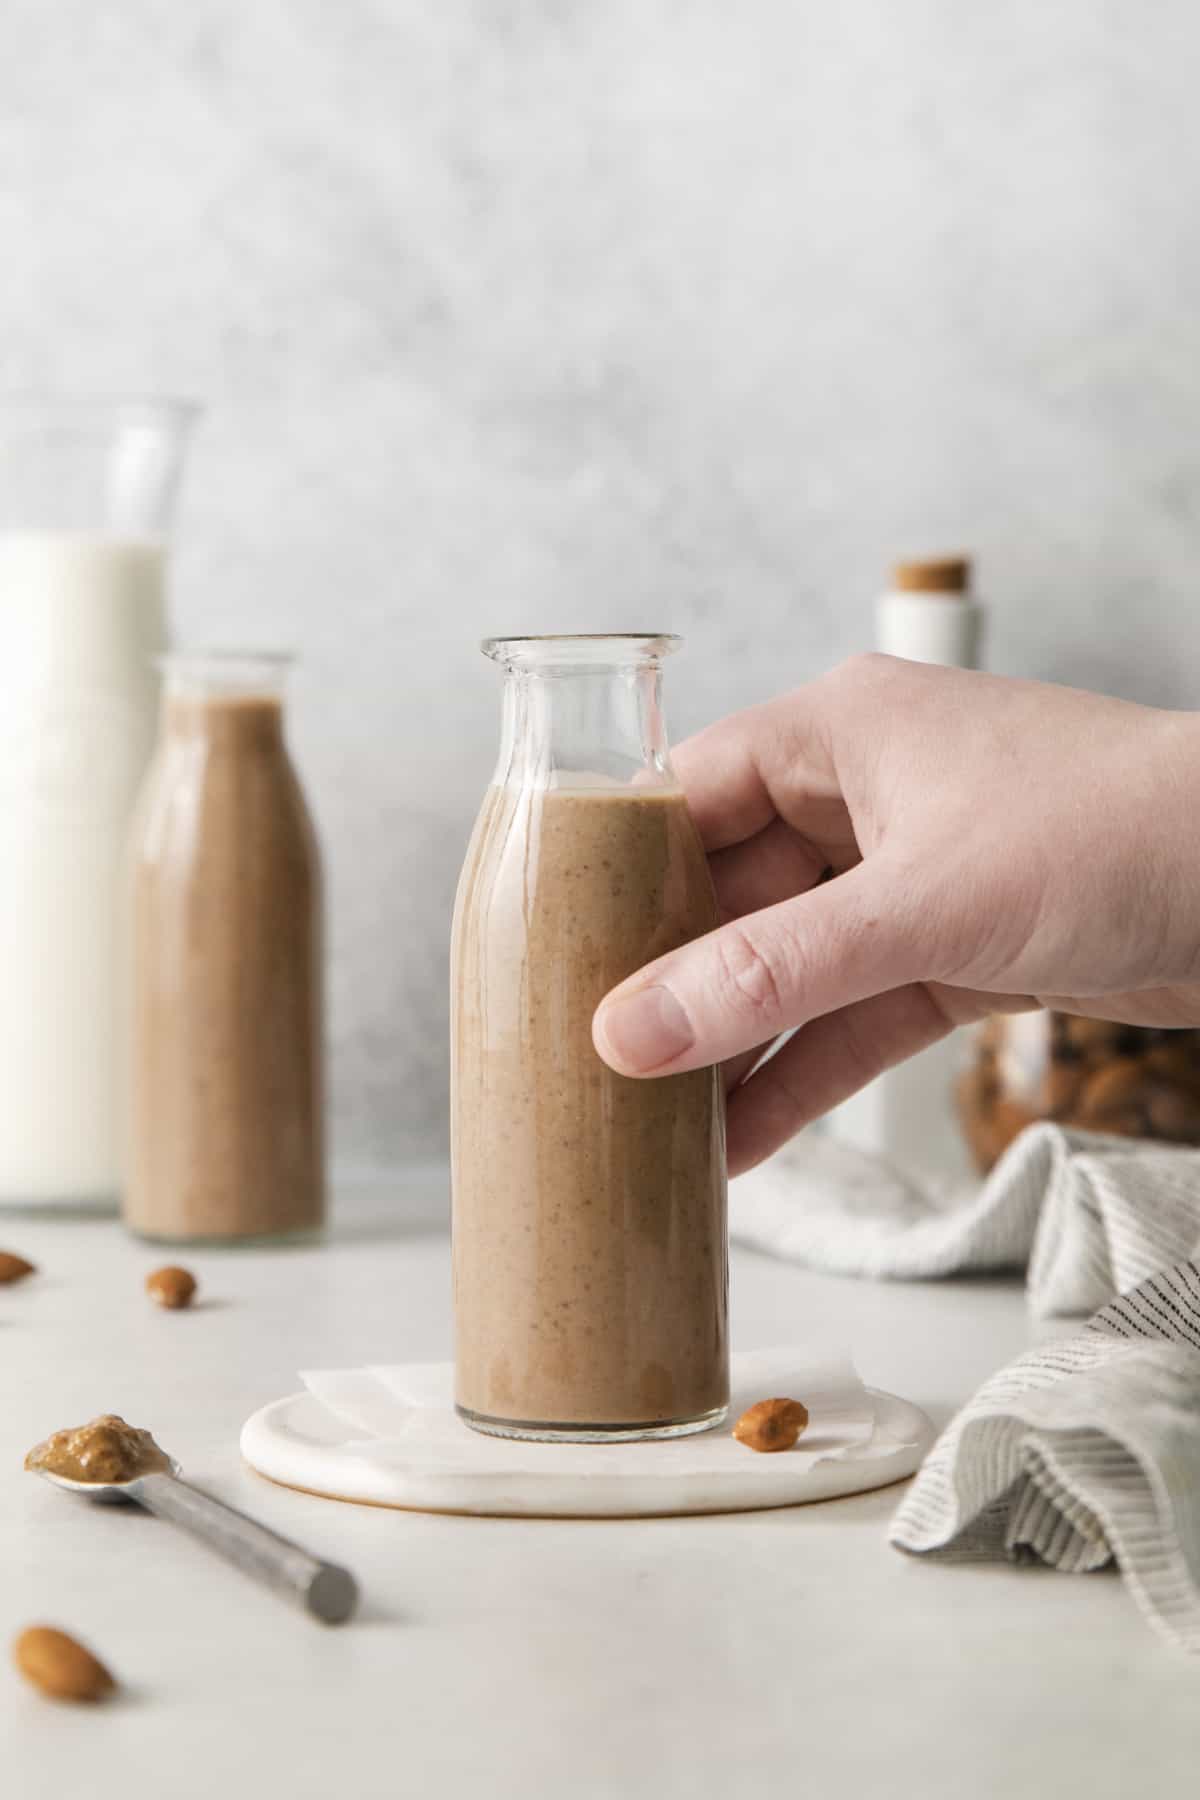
[483,633,680,671]
[159,650,294,697]
[0,393,202,435]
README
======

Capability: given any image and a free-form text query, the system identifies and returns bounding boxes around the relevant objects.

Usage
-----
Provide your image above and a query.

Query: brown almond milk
[125,691,323,1242]
[451,784,728,1434]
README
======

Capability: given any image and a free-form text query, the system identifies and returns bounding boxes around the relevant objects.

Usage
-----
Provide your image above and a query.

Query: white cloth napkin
[890,1257,1200,1653]
[732,1121,1200,1316]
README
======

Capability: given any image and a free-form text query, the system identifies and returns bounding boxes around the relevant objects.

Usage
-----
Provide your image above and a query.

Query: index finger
[672,684,844,853]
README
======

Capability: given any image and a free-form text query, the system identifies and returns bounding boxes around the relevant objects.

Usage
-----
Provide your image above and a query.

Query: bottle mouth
[0,394,202,442]
[159,650,294,696]
[482,634,681,671]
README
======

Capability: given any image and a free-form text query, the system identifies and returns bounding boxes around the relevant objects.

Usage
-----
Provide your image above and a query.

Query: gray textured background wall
[4,1,1199,1169]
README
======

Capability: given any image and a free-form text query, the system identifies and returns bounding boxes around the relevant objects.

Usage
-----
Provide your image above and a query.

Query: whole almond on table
[145,1265,197,1310]
[0,1251,35,1284]
[733,1398,810,1453]
[13,1627,115,1703]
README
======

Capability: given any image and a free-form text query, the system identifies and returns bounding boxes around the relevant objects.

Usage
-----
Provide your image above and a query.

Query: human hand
[592,655,1200,1175]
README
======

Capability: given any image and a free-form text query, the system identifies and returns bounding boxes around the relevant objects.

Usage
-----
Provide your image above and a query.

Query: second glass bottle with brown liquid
[451,634,728,1441]
[125,653,324,1243]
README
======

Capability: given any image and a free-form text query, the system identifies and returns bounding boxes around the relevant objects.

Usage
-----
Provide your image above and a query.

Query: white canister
[875,556,984,668]
[826,556,984,1194]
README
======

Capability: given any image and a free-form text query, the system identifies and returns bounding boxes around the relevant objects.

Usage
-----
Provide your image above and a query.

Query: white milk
[0,533,165,1204]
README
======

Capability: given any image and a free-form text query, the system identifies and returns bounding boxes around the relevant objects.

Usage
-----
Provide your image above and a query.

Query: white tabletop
[2,1171,1193,1799]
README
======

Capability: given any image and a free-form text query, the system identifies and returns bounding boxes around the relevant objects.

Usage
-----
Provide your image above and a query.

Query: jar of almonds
[956,1013,1200,1175]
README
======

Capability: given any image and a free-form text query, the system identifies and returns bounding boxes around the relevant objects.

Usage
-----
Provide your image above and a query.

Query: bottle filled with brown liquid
[451,634,728,1441]
[124,653,324,1243]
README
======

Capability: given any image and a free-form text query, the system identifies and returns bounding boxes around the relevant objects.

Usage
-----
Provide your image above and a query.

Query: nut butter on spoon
[26,1415,358,1625]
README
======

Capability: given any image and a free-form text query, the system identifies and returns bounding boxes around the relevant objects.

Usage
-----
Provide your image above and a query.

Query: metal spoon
[32,1456,358,1625]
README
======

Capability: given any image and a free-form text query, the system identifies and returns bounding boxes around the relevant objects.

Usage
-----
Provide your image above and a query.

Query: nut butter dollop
[25,1414,171,1484]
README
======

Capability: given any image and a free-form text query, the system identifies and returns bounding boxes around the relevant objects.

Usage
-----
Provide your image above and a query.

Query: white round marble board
[241,1385,935,1519]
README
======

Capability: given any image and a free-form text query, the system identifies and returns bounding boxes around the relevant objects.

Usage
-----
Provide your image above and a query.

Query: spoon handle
[134,1473,358,1624]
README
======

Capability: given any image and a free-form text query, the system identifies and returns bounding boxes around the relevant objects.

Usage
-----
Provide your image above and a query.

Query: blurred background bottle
[125,652,324,1244]
[0,397,197,1209]
[824,556,984,1194]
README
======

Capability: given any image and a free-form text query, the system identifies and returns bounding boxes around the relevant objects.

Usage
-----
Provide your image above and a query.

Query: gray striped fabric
[890,1260,1200,1653]
[731,1121,1200,1316]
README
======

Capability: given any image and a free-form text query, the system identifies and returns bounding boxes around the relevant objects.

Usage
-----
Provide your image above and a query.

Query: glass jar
[957,1011,1200,1174]
[451,633,728,1442]
[0,396,197,1209]
[125,653,324,1243]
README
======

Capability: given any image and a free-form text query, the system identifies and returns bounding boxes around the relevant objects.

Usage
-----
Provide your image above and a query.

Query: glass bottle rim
[158,650,295,695]
[482,633,681,671]
[0,393,202,442]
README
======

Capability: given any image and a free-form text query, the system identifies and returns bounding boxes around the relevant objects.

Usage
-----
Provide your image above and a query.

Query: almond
[145,1266,197,1310]
[0,1252,35,1284]
[733,1397,809,1453]
[1039,1061,1084,1120]
[976,1097,1039,1172]
[13,1626,115,1702]
[956,1071,997,1174]
[1145,1083,1200,1143]
[1078,1058,1147,1125]
[1142,1043,1200,1098]
[1062,1016,1127,1056]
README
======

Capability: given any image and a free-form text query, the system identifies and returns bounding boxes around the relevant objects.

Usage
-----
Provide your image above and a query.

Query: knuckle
[714,924,790,1025]
[827,651,900,695]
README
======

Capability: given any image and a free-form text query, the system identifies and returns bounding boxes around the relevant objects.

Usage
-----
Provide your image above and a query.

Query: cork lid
[891,556,971,595]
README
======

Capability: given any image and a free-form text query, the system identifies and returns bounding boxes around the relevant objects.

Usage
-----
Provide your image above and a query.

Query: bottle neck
[158,653,293,750]
[163,688,286,751]
[494,664,673,791]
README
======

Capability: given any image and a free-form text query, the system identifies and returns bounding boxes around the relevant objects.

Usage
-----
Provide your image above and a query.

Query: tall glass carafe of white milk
[0,398,197,1208]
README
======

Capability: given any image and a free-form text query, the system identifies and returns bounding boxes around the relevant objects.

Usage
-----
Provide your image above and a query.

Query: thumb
[592,860,933,1076]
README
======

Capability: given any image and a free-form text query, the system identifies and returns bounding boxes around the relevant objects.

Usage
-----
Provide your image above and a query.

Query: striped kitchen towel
[731,1121,1200,1316]
[889,1259,1200,1653]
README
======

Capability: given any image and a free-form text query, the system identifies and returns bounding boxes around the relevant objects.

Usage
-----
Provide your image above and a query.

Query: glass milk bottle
[451,634,728,1441]
[0,398,197,1208]
[125,654,324,1244]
